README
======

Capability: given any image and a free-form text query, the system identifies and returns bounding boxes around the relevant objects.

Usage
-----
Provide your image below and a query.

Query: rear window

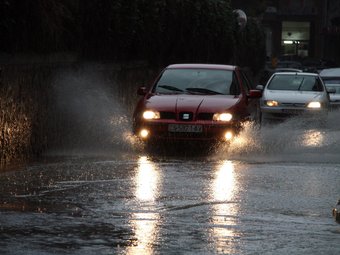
[268,74,324,92]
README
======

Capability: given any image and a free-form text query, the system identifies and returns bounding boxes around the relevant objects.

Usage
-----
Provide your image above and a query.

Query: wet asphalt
[0,140,340,255]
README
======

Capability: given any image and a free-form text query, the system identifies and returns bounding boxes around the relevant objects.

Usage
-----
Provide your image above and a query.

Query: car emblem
[182,113,190,120]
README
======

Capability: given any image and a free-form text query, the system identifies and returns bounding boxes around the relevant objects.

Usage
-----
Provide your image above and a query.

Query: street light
[233,9,247,30]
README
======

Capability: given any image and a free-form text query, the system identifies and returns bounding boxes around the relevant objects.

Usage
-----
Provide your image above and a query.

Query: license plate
[168,124,203,133]
[281,109,303,114]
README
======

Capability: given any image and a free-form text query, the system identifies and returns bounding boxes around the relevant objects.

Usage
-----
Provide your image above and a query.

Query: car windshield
[319,69,340,77]
[323,79,340,85]
[154,68,239,95]
[267,74,324,92]
[325,83,340,94]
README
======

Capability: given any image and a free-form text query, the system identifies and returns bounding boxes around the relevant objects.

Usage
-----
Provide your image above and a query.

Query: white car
[257,72,333,123]
[319,68,340,109]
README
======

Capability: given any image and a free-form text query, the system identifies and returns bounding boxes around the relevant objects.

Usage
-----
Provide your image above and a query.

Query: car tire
[254,105,262,126]
[260,113,267,127]
[336,213,340,223]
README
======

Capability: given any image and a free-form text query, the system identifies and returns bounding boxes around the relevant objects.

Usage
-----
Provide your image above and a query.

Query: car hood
[144,94,239,113]
[263,90,324,103]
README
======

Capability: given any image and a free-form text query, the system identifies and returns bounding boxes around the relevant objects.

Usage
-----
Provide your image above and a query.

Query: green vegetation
[0,0,265,68]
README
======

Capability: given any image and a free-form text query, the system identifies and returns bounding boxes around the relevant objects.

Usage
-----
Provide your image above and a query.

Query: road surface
[1,119,340,255]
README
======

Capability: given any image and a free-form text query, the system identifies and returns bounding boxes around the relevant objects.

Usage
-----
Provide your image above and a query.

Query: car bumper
[330,102,340,111]
[134,121,241,142]
[261,106,327,121]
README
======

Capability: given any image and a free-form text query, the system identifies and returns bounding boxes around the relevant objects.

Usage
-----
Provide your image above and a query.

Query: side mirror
[248,89,262,98]
[327,87,336,94]
[137,86,147,96]
[256,85,264,91]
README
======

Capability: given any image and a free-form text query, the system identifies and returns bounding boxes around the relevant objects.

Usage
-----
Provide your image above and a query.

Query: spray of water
[49,65,340,162]
[49,64,141,156]
[216,111,340,163]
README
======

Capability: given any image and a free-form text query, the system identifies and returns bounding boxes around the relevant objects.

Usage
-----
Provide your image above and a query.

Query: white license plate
[168,124,203,133]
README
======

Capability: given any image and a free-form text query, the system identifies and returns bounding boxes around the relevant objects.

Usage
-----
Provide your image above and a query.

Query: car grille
[179,112,193,121]
[280,103,306,108]
[159,112,215,121]
[197,113,214,120]
[160,111,176,119]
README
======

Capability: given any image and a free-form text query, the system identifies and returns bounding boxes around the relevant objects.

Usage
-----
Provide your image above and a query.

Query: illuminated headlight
[143,110,160,120]
[265,100,279,107]
[213,113,233,122]
[307,102,321,109]
[224,131,233,141]
[139,129,149,139]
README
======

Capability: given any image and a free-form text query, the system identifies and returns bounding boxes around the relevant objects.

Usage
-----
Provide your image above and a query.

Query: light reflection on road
[135,156,159,201]
[1,152,340,254]
[301,129,324,147]
[211,160,238,254]
[127,156,161,255]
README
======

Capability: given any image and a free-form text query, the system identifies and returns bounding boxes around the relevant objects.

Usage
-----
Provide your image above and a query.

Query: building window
[281,21,310,57]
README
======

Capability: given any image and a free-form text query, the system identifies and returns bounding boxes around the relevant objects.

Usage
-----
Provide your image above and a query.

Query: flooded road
[1,120,340,255]
[1,71,340,254]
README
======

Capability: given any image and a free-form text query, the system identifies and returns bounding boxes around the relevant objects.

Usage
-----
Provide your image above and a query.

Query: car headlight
[143,110,160,120]
[139,129,150,138]
[307,102,321,109]
[213,113,233,122]
[265,100,279,107]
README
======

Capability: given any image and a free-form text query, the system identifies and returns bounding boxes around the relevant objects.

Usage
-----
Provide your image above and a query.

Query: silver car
[257,72,332,123]
[319,68,340,109]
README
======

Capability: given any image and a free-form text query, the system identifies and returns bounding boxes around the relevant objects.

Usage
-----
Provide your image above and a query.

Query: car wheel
[260,113,267,127]
[254,106,261,125]
[336,212,340,223]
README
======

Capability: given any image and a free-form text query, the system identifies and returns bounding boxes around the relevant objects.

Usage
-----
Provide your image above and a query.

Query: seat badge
[182,113,190,120]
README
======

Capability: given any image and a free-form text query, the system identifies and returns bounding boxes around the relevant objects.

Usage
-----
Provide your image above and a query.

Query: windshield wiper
[186,87,223,95]
[157,85,184,92]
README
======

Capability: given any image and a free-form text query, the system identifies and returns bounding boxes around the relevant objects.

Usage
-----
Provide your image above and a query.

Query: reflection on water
[301,130,324,147]
[211,160,239,254]
[213,161,235,202]
[127,156,161,255]
[135,156,159,201]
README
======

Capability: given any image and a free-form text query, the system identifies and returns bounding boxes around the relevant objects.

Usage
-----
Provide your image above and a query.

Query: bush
[0,0,265,71]
[0,0,235,64]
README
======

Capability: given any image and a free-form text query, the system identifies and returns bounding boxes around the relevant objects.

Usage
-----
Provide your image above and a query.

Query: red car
[133,64,262,145]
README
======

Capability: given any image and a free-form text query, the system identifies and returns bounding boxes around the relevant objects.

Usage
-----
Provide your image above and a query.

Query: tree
[0,0,75,53]
[2,0,262,68]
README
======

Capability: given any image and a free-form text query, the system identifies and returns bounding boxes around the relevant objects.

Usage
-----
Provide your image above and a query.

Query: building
[262,0,325,60]
[232,0,340,66]
[322,0,340,64]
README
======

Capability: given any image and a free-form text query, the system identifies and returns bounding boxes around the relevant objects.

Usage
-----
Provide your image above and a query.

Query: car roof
[273,72,319,77]
[275,68,303,73]
[319,68,340,77]
[166,64,237,71]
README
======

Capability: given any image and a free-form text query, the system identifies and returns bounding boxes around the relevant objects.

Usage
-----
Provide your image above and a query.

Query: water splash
[49,65,140,156]
[48,65,340,162]
[217,112,340,163]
